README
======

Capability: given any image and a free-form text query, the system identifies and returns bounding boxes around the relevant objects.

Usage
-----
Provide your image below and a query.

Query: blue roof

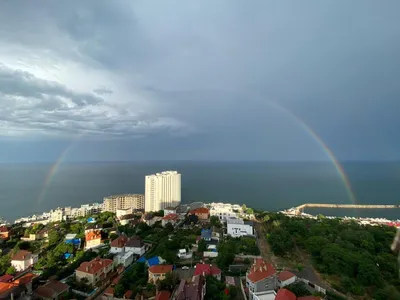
[147,256,160,266]
[64,253,73,259]
[137,257,146,263]
[201,229,212,238]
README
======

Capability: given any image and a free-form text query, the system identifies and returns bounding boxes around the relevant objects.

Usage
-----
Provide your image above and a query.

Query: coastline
[3,200,400,229]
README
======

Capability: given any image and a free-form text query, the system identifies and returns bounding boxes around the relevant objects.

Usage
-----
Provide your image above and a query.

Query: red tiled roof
[247,258,276,283]
[11,250,32,261]
[162,213,179,220]
[155,290,171,300]
[0,226,10,233]
[148,265,173,274]
[76,257,113,275]
[0,282,17,294]
[14,273,36,285]
[35,286,56,298]
[43,280,69,294]
[275,288,296,300]
[278,271,296,281]
[113,275,122,285]
[86,230,101,241]
[194,264,221,277]
[104,286,114,296]
[124,290,133,298]
[189,207,209,215]
[110,235,128,248]
[0,274,14,283]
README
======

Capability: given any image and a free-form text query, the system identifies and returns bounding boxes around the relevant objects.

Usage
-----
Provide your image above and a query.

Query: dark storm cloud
[0,0,399,161]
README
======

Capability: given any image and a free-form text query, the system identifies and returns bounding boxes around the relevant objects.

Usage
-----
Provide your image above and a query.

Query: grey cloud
[0,65,188,138]
[93,86,113,95]
[0,64,103,106]
[0,1,399,161]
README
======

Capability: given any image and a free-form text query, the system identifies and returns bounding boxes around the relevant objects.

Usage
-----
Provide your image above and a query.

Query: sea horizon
[1,160,400,222]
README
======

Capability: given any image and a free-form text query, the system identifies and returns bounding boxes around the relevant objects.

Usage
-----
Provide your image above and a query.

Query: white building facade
[145,171,181,212]
[103,194,144,213]
[227,217,254,237]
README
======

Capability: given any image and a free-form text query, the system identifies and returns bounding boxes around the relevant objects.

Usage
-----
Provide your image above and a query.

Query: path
[254,219,278,267]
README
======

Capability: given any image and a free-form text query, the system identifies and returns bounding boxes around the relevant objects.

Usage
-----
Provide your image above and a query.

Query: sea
[0,161,399,222]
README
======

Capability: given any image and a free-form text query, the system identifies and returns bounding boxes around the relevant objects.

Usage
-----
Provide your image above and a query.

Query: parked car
[182,266,189,270]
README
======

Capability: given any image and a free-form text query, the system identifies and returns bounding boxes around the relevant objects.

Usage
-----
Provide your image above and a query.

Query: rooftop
[275,289,296,300]
[162,213,179,221]
[194,264,221,277]
[148,265,173,274]
[125,236,144,248]
[11,250,32,261]
[110,235,128,248]
[86,230,102,241]
[174,275,205,300]
[247,258,276,283]
[35,280,69,298]
[76,257,113,275]
[189,207,210,215]
[278,271,296,281]
[155,290,171,300]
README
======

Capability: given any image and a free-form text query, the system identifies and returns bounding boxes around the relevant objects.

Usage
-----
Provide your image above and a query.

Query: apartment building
[145,171,181,212]
[103,194,145,213]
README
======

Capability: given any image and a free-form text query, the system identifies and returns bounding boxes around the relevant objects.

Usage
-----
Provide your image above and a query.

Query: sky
[0,1,399,163]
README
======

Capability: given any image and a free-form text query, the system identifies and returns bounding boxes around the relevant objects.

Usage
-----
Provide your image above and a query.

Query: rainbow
[264,100,357,204]
[36,100,357,207]
[37,140,80,206]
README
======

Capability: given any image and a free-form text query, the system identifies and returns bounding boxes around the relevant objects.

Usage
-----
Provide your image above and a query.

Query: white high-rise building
[145,171,181,212]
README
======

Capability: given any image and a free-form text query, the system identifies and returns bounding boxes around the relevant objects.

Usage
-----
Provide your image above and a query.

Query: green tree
[6,266,15,275]
[198,239,208,252]
[210,216,222,228]
[285,282,312,297]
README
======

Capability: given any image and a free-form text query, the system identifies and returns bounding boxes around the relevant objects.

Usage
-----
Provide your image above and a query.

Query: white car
[182,266,189,270]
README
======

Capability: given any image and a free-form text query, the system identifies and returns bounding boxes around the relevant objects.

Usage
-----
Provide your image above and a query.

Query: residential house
[85,223,103,233]
[34,280,69,300]
[119,214,137,226]
[114,251,135,268]
[125,236,146,256]
[172,275,206,300]
[156,290,171,300]
[189,208,209,220]
[0,226,10,240]
[194,264,221,281]
[246,258,277,300]
[200,229,212,241]
[148,265,173,284]
[76,257,114,286]
[85,230,102,249]
[11,250,38,272]
[227,217,253,237]
[0,273,36,300]
[277,271,296,288]
[177,249,192,259]
[110,235,128,254]
[164,207,177,216]
[162,214,179,227]
[275,288,296,300]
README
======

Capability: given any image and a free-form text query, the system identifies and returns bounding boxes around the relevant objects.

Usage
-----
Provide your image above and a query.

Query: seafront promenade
[294,203,400,215]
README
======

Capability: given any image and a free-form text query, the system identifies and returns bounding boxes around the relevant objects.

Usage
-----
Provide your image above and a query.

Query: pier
[294,203,400,215]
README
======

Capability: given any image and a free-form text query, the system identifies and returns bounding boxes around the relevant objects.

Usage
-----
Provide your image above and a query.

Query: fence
[298,278,326,295]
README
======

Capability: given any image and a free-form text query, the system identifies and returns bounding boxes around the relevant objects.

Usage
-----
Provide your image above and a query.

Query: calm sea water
[0,161,399,222]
